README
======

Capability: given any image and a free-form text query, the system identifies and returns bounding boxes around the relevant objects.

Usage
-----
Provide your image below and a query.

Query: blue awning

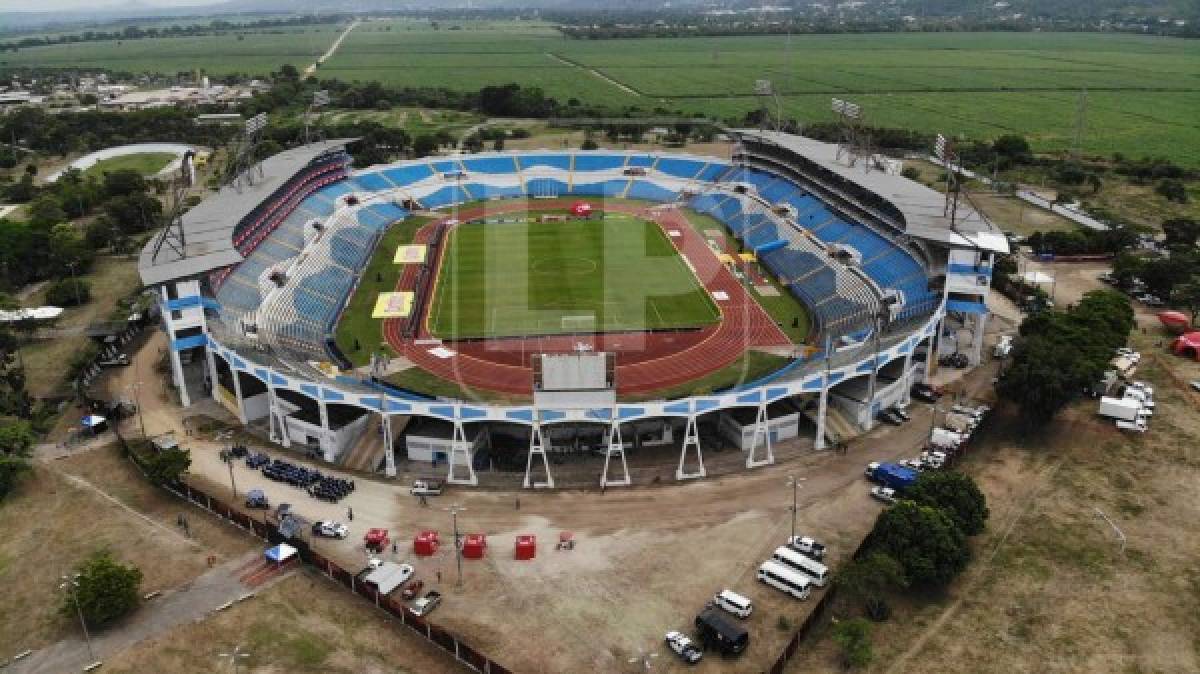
[946,300,989,315]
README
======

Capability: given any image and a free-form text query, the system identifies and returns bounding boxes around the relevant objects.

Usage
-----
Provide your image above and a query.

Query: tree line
[0,15,348,53]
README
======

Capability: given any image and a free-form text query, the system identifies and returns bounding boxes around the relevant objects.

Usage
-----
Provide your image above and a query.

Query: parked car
[97,354,131,367]
[245,489,268,509]
[870,486,897,504]
[311,520,349,539]
[891,405,912,422]
[412,590,442,617]
[665,630,703,664]
[1190,380,1200,393]
[911,383,940,403]
[877,409,903,426]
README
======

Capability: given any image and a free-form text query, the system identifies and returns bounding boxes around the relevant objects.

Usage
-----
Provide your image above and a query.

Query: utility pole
[60,574,96,665]
[1072,89,1088,161]
[786,476,806,543]
[446,505,466,588]
[227,452,238,500]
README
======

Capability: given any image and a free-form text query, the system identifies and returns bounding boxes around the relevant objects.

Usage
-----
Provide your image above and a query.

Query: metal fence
[116,430,511,674]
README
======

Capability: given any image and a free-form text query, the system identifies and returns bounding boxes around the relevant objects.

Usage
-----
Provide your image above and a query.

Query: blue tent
[264,543,297,564]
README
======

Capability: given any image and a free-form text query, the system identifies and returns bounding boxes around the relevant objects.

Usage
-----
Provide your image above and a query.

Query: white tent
[1020,271,1055,285]
[264,543,298,564]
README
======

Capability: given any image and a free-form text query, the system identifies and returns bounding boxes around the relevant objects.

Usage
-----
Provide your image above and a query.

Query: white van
[712,589,754,619]
[756,560,812,600]
[772,546,830,586]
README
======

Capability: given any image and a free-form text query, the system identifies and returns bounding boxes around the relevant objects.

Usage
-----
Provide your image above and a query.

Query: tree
[867,501,970,589]
[906,472,989,536]
[836,551,908,620]
[141,445,191,485]
[27,195,66,227]
[48,222,93,273]
[1162,218,1200,249]
[1156,179,1189,204]
[412,134,439,158]
[581,137,598,151]
[1172,278,1200,327]
[901,166,920,180]
[992,134,1031,163]
[831,618,873,669]
[46,278,91,306]
[63,550,143,628]
[0,420,34,500]
[101,169,146,199]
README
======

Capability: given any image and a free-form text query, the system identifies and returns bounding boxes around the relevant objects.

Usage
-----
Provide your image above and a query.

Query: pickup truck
[786,536,826,560]
[411,590,442,617]
[411,479,444,496]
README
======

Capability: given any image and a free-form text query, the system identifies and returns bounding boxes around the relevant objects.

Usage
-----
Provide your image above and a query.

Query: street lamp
[66,261,82,307]
[786,475,806,544]
[218,645,251,674]
[60,573,95,664]
[445,505,466,588]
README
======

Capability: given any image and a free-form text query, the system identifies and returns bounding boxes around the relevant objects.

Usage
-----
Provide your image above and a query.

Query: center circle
[531,256,598,275]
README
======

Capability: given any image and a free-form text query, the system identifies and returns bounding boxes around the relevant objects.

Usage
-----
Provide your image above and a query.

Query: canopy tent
[1158,311,1191,335]
[80,415,107,429]
[264,543,298,564]
[0,306,63,323]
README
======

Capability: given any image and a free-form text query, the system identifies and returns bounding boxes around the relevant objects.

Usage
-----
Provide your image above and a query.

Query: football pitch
[427,214,721,339]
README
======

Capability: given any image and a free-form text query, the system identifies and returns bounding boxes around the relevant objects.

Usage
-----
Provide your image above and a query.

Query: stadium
[138,130,1006,488]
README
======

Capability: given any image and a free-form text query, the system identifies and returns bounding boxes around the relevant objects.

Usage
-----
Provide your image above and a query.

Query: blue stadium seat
[626,154,655,168]
[462,156,519,174]
[430,159,465,175]
[383,164,434,186]
[352,173,394,192]
[517,154,571,171]
[298,194,334,217]
[570,180,629,197]
[655,157,705,179]
[626,181,677,202]
[695,163,730,182]
[572,154,626,172]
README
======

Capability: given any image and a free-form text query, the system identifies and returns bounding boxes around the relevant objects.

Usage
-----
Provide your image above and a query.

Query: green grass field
[85,152,176,178]
[5,19,1199,164]
[427,214,720,339]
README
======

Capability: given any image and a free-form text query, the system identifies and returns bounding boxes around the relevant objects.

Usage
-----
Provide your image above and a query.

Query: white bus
[712,589,754,619]
[772,546,830,586]
[756,560,812,600]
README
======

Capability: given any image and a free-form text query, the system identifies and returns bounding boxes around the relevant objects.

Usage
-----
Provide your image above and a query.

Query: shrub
[901,166,921,180]
[62,550,143,628]
[45,278,91,307]
[831,618,873,669]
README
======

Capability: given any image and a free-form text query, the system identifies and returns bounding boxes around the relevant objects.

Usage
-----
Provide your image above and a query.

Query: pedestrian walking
[437,569,442,584]
[515,496,521,511]
[392,542,398,554]
[347,507,354,521]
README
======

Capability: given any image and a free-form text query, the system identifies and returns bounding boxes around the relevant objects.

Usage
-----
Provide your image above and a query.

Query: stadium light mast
[831,98,868,168]
[305,90,330,145]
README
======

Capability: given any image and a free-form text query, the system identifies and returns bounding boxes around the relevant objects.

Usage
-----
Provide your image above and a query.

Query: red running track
[382,199,791,396]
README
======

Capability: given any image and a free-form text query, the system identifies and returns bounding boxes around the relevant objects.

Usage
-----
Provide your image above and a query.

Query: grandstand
[139,133,1005,487]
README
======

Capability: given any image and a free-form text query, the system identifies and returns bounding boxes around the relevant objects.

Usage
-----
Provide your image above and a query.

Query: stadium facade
[138,131,1007,488]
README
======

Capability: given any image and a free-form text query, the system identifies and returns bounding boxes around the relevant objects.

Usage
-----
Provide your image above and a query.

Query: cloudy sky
[0,0,216,10]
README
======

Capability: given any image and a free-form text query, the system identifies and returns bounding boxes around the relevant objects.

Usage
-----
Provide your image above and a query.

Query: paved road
[305,19,360,77]
[7,552,283,674]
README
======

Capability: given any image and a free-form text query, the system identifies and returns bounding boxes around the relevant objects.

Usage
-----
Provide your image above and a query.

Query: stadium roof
[735,130,1009,254]
[137,139,353,287]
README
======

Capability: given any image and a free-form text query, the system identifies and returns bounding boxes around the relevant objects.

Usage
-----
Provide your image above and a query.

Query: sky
[0,0,216,10]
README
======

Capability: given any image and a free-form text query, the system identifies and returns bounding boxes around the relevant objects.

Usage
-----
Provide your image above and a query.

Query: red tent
[462,534,487,559]
[1158,311,1191,334]
[1172,332,1200,361]
[514,534,536,560]
[570,201,594,217]
[414,530,440,556]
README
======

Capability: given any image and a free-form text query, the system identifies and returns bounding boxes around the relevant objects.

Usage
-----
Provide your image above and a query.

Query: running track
[382,199,790,396]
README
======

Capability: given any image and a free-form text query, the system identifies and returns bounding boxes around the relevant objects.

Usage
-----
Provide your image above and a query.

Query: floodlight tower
[305,90,330,145]
[754,79,784,132]
[831,97,868,168]
[226,112,269,192]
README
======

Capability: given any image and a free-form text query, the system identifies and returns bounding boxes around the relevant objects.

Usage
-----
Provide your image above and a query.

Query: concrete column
[230,367,247,424]
[901,346,915,406]
[814,387,829,450]
[205,347,219,403]
[318,397,333,462]
[676,414,705,480]
[970,312,989,366]
[383,413,397,478]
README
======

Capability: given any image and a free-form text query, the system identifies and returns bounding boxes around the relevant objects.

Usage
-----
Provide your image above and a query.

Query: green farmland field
[428,214,720,339]
[5,18,1199,164]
